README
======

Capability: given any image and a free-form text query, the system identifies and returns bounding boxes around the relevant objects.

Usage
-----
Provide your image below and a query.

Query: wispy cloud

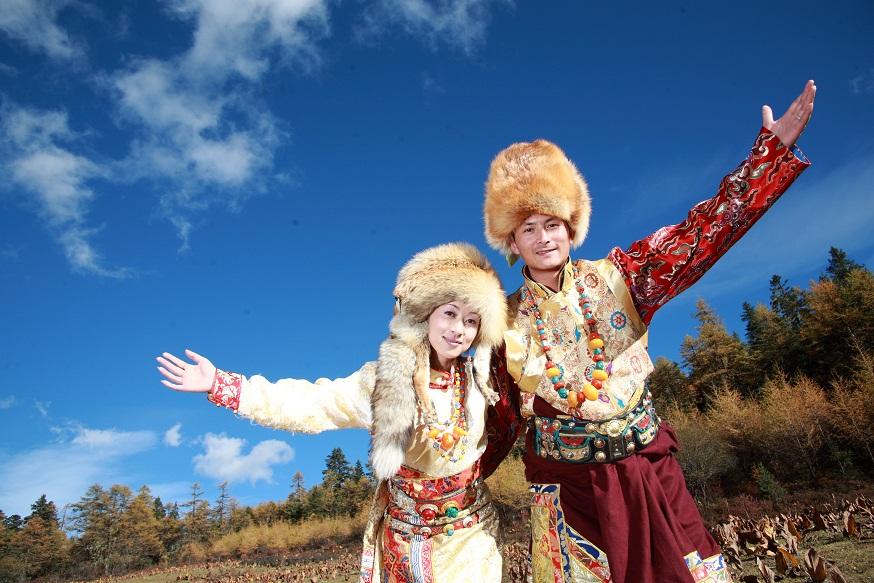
[164,422,182,447]
[0,396,16,409]
[0,0,86,61]
[0,62,17,76]
[0,245,22,261]
[849,69,874,95]
[167,0,330,81]
[193,433,294,485]
[34,400,51,418]
[421,71,446,97]
[0,426,158,516]
[0,104,131,277]
[3,1,331,267]
[107,0,330,249]
[357,0,508,54]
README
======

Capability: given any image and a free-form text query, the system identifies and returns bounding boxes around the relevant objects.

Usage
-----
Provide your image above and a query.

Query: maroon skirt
[525,419,721,583]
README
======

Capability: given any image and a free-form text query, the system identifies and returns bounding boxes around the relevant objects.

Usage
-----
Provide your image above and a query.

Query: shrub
[667,406,736,505]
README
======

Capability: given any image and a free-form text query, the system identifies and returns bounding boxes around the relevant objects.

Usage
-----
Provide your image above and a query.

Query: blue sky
[1,0,873,519]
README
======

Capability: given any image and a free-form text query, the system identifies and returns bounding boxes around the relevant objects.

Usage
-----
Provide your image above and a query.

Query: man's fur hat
[484,139,591,257]
[370,243,508,480]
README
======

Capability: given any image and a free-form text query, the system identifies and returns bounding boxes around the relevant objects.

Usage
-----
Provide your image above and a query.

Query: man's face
[509,214,571,273]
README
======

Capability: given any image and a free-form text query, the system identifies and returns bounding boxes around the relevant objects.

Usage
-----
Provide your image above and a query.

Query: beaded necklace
[423,361,469,462]
[520,264,610,408]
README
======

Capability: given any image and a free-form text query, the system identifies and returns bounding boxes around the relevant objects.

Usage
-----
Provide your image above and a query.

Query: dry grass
[209,509,369,559]
[485,455,529,508]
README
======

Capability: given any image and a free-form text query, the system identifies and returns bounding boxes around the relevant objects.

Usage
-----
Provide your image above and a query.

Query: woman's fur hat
[484,139,591,257]
[369,243,508,480]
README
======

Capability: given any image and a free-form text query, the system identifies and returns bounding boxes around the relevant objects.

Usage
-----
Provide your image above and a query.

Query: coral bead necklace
[521,264,609,408]
[424,361,469,462]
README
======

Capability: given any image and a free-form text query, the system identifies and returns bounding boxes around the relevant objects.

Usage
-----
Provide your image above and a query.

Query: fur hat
[369,243,508,480]
[484,139,591,257]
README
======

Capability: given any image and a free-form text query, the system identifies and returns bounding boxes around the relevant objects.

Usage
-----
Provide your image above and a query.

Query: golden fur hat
[484,139,591,256]
[369,242,508,480]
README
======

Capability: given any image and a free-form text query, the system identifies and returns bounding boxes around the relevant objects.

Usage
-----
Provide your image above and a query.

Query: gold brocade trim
[592,258,645,335]
[504,258,654,420]
[684,551,732,582]
[530,483,612,582]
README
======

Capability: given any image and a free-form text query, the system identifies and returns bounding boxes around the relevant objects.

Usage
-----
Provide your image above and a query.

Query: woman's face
[427,301,480,369]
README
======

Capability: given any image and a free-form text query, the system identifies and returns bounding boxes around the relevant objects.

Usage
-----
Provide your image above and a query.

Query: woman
[158,243,513,582]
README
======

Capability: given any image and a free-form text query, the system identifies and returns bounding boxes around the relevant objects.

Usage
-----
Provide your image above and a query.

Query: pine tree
[3,513,23,531]
[322,448,352,490]
[212,482,234,535]
[340,462,376,518]
[824,246,863,284]
[158,502,183,559]
[0,509,24,581]
[285,471,308,522]
[69,484,133,574]
[742,301,803,380]
[802,264,874,381]
[291,470,306,496]
[152,496,166,520]
[681,299,754,406]
[768,275,808,331]
[27,494,59,526]
[180,482,210,545]
[647,356,694,410]
[16,515,69,578]
[119,486,163,568]
[351,460,366,482]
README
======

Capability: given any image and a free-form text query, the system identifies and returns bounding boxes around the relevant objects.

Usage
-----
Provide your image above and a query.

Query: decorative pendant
[424,361,469,461]
[521,264,612,407]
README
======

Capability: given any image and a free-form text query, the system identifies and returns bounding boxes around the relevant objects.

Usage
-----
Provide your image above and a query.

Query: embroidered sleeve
[231,362,377,434]
[208,369,243,410]
[609,128,810,324]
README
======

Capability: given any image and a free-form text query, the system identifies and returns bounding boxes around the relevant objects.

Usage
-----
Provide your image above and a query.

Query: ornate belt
[532,397,660,463]
[386,462,489,538]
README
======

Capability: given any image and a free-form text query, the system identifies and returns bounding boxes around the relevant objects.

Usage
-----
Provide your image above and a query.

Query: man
[482,81,816,582]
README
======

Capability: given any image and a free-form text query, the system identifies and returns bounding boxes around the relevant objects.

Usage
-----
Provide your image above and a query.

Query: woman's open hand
[157,349,216,393]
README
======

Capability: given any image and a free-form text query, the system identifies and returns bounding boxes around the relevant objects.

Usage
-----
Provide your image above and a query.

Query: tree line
[648,247,874,504]
[0,449,373,582]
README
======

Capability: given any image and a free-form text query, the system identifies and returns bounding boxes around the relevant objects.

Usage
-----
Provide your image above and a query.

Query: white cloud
[11,147,100,225]
[193,433,294,485]
[107,0,329,247]
[112,59,224,133]
[0,0,85,61]
[1,104,131,277]
[0,426,158,516]
[358,0,507,54]
[168,0,330,81]
[0,396,16,409]
[164,423,182,447]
